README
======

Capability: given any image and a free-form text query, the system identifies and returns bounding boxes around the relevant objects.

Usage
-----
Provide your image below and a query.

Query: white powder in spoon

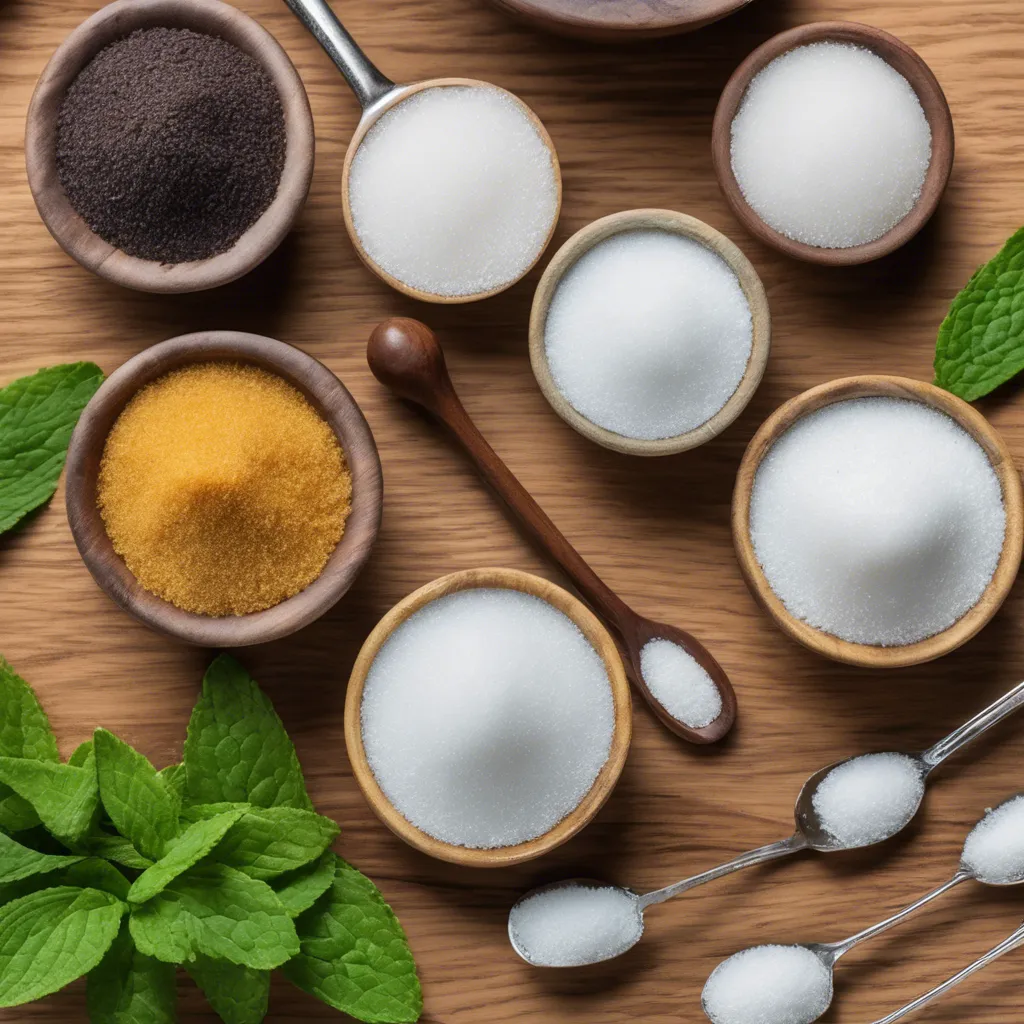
[749,397,1005,647]
[640,638,723,729]
[730,42,932,248]
[509,883,643,966]
[703,944,832,1024]
[360,588,614,849]
[811,753,925,848]
[347,84,559,298]
[962,796,1024,885]
[543,229,753,441]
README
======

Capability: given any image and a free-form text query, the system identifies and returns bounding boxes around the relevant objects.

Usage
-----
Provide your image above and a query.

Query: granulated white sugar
[640,638,723,729]
[962,796,1024,885]
[811,753,925,848]
[347,85,559,297]
[509,883,643,966]
[749,397,1005,647]
[543,229,753,441]
[703,945,832,1024]
[730,42,932,248]
[360,588,614,849]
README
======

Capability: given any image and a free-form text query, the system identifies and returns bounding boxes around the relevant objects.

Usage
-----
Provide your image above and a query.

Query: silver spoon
[508,680,1024,967]
[869,919,1024,1023]
[701,792,1024,1024]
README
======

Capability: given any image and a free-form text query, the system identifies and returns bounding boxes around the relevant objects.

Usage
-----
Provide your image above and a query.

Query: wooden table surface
[3,0,1024,1021]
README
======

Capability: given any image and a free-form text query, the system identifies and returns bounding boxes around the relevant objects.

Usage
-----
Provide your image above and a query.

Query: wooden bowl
[65,332,382,647]
[732,376,1024,668]
[711,22,954,266]
[25,0,314,294]
[341,78,562,305]
[344,568,632,867]
[485,0,758,42]
[529,209,771,457]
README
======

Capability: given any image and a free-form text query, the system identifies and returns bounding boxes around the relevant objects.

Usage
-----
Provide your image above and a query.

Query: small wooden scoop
[367,318,737,745]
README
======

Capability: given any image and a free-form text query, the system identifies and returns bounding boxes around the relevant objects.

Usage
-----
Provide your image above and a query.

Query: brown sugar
[97,362,352,616]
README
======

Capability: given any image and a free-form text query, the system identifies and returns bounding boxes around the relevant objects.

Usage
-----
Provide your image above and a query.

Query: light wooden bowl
[341,78,562,305]
[485,0,758,42]
[732,376,1024,669]
[529,209,771,457]
[344,568,632,867]
[25,0,314,294]
[711,22,955,266]
[65,332,382,647]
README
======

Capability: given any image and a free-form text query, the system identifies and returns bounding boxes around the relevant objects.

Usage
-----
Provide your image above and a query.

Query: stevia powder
[57,27,286,264]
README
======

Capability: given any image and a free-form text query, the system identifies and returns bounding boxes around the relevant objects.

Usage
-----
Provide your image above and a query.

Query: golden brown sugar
[97,362,352,616]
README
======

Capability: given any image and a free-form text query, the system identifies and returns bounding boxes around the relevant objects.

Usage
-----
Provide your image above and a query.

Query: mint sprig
[0,655,422,1023]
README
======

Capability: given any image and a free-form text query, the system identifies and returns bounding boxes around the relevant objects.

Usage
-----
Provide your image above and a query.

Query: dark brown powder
[56,27,286,265]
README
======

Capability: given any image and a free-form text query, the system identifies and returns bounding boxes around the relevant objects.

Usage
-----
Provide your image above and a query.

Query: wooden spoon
[367,318,737,745]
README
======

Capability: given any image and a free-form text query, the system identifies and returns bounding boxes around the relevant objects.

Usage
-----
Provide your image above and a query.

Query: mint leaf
[88,835,154,871]
[211,807,338,882]
[95,729,179,861]
[61,859,130,901]
[128,809,245,904]
[87,920,176,1024]
[935,226,1024,400]
[129,862,299,970]
[0,758,98,845]
[0,830,81,884]
[0,363,104,533]
[273,850,336,918]
[282,856,421,1024]
[69,740,94,767]
[183,656,312,811]
[0,794,40,835]
[187,956,269,1024]
[158,764,186,803]
[0,885,124,1006]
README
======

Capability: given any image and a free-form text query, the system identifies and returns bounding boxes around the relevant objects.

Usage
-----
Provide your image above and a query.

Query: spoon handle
[921,680,1024,770]
[870,920,1024,1023]
[827,873,969,961]
[638,834,807,909]
[282,0,396,110]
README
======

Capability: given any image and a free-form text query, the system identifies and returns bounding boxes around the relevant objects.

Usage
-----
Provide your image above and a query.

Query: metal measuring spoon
[509,680,1024,966]
[701,791,1024,1024]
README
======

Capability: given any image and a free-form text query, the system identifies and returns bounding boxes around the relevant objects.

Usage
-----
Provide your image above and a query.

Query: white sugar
[811,753,925,848]
[640,639,723,729]
[962,796,1024,885]
[360,588,614,849]
[749,397,1005,647]
[509,883,642,966]
[703,945,832,1024]
[544,229,753,441]
[730,42,932,248]
[348,85,559,297]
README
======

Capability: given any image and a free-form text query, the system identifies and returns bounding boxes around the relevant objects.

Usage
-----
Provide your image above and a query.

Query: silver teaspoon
[509,680,1024,967]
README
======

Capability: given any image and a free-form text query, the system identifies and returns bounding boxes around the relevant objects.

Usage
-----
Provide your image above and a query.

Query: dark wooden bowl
[25,0,314,294]
[711,22,955,266]
[485,0,757,42]
[65,332,383,647]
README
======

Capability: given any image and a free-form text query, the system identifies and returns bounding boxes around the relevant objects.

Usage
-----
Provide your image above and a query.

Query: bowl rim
[343,567,633,867]
[340,77,563,305]
[25,0,315,294]
[528,208,771,457]
[711,21,955,266]
[65,331,383,647]
[731,375,1024,668]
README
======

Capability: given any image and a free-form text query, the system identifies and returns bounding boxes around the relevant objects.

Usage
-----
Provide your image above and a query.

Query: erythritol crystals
[543,230,753,441]
[640,638,723,729]
[360,588,614,849]
[730,42,932,248]
[962,796,1024,885]
[347,85,559,298]
[749,397,1005,647]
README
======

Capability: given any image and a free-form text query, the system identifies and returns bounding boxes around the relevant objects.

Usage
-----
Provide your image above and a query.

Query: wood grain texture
[3,0,1024,1021]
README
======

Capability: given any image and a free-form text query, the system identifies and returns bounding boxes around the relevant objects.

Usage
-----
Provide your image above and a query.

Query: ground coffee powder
[57,27,286,265]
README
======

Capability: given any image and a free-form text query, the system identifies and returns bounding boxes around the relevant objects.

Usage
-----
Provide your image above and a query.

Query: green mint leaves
[0,362,104,534]
[0,655,421,1023]
[935,226,1024,400]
